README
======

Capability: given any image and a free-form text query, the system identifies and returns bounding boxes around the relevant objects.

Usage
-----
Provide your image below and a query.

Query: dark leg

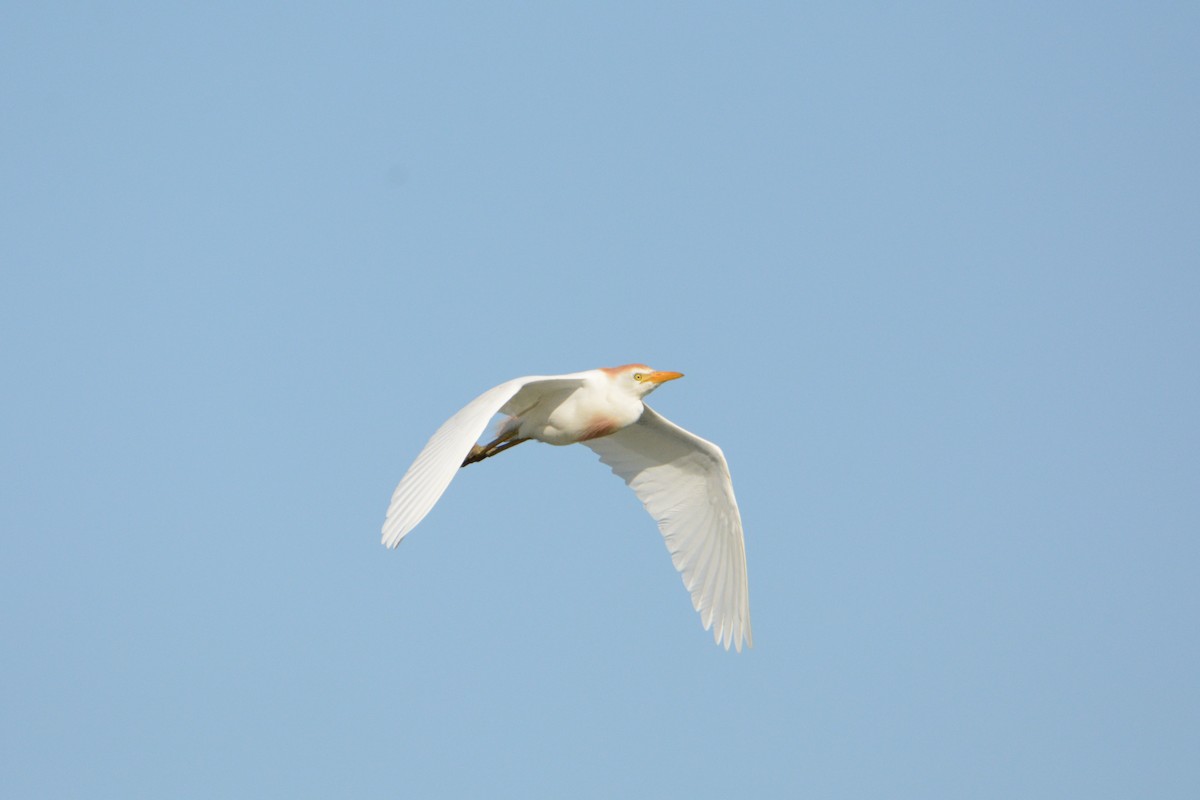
[461,429,531,467]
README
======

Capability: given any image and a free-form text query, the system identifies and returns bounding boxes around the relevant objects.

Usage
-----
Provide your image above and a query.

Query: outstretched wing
[584,406,752,651]
[382,374,586,548]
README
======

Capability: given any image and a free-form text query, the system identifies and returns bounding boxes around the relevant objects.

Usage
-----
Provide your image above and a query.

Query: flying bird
[381,364,752,651]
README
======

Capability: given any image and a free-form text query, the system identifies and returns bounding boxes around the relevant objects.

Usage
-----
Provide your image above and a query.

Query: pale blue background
[3,3,1197,797]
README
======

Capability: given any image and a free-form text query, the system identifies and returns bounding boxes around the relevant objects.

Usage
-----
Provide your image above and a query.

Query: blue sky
[3,2,1197,797]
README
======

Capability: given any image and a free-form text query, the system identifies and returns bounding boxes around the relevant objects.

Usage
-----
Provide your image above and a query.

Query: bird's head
[604,364,684,397]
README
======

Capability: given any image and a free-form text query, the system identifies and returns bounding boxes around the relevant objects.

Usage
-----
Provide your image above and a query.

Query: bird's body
[382,364,752,651]
[504,368,655,445]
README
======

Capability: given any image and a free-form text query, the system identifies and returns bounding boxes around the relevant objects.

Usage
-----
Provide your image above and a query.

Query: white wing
[584,406,752,651]
[381,373,587,548]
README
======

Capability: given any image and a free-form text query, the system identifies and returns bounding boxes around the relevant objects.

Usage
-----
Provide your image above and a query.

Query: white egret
[381,364,752,651]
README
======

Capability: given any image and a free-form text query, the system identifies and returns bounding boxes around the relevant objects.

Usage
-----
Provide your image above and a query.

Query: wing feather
[584,405,753,651]
[381,374,585,548]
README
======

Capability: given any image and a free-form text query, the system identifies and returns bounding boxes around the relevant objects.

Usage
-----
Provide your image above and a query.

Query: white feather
[381,375,586,548]
[584,406,752,652]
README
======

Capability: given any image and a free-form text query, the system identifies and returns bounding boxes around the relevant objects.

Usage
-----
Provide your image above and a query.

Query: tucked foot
[461,435,530,468]
[462,444,488,467]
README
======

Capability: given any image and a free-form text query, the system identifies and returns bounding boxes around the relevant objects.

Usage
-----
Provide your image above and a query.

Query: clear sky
[3,3,1197,797]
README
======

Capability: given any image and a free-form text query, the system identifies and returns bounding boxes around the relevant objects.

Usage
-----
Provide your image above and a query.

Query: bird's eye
[633,373,643,381]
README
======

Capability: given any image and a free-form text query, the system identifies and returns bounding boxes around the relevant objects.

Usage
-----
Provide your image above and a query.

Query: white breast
[517,381,644,446]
